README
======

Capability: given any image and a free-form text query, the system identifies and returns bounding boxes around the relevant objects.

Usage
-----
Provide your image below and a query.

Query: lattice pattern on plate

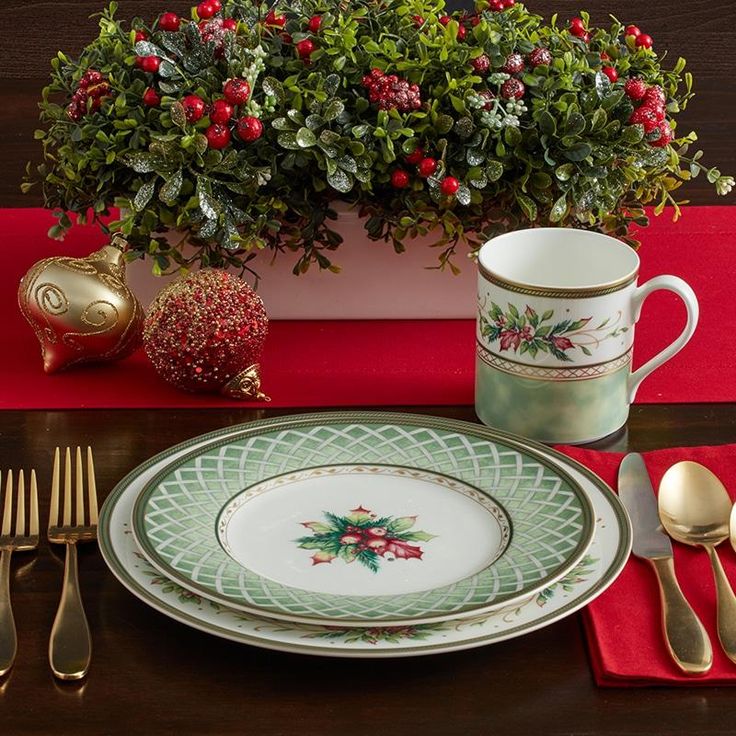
[134,415,593,623]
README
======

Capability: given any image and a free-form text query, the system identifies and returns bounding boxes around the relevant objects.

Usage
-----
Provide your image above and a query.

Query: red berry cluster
[391,147,461,198]
[263,9,296,46]
[67,69,110,121]
[196,0,222,20]
[264,9,286,28]
[626,81,672,147]
[158,12,181,32]
[198,16,237,56]
[496,51,527,100]
[487,0,516,11]
[361,69,422,112]
[179,78,262,150]
[568,17,590,44]
[438,14,467,41]
[625,24,654,50]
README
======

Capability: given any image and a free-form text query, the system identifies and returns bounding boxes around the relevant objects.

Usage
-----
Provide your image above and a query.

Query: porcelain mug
[475,228,698,444]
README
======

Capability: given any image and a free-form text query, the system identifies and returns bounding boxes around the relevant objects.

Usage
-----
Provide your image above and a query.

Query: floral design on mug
[295,506,436,573]
[480,302,628,361]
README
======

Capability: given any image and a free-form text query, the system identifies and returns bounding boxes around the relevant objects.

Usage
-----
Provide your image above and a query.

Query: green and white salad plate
[130,413,595,626]
[98,416,631,658]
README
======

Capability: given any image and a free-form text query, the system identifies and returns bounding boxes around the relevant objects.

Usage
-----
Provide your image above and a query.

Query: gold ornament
[18,233,144,373]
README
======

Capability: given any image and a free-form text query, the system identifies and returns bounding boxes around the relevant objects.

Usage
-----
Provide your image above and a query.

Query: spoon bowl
[730,503,736,554]
[659,460,736,663]
[659,461,732,547]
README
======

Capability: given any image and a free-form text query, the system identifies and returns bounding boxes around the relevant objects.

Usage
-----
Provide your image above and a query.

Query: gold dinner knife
[618,453,712,675]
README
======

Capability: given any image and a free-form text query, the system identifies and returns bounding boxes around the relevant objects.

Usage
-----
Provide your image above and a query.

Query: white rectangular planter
[125,210,479,319]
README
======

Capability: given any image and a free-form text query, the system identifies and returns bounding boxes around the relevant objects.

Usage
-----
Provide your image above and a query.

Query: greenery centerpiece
[26,0,733,277]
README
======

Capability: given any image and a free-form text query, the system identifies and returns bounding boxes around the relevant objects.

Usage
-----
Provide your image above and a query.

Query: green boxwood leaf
[296,127,317,147]
[262,77,285,103]
[486,160,504,181]
[564,143,592,162]
[122,153,159,173]
[170,102,187,129]
[323,99,345,121]
[549,194,568,222]
[278,132,301,150]
[198,187,219,220]
[622,125,645,144]
[327,168,353,193]
[565,112,586,136]
[539,110,556,137]
[133,180,155,212]
[595,71,612,99]
[555,164,575,181]
[159,170,183,203]
[435,114,454,134]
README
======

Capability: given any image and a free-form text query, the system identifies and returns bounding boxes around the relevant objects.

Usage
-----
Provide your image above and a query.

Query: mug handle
[628,275,699,403]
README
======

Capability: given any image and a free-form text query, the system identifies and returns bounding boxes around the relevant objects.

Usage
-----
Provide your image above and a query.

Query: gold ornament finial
[221,364,270,401]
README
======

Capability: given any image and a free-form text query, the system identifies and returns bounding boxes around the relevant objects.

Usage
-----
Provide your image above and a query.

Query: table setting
[2,0,736,733]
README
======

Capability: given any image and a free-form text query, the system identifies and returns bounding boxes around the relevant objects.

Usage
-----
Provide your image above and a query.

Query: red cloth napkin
[559,443,736,686]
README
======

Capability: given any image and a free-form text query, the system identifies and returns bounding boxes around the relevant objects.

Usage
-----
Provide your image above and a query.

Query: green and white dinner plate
[98,419,631,658]
[131,412,595,626]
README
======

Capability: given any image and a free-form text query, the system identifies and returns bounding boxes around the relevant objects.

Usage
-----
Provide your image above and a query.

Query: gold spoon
[730,504,736,555]
[659,461,736,663]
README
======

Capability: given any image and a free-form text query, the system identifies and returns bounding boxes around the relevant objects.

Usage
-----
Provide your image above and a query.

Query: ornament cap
[221,363,270,402]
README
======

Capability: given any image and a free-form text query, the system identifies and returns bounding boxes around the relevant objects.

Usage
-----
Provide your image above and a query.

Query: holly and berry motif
[66,69,111,121]
[303,624,440,645]
[295,506,436,573]
[480,302,628,361]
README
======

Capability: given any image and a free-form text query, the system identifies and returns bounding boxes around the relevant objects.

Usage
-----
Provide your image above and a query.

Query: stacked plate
[98,411,631,657]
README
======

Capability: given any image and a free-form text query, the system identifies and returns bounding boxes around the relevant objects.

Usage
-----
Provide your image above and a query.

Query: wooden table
[2,404,736,735]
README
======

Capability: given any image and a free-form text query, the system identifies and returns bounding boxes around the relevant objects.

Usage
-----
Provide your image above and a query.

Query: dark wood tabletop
[2,403,736,736]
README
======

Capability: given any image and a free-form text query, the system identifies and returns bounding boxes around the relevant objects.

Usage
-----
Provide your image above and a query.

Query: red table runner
[2,206,734,409]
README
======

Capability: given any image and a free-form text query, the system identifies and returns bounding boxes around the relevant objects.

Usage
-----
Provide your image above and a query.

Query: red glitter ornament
[143,269,269,399]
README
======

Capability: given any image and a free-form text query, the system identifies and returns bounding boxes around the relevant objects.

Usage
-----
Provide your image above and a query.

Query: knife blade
[618,453,712,675]
[619,453,672,559]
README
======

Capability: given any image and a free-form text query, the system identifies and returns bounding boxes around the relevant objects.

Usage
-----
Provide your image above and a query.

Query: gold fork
[0,469,40,677]
[48,447,98,681]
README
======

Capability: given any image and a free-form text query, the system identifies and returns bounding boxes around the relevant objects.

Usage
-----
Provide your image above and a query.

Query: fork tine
[75,446,84,526]
[2,470,12,536]
[15,470,25,536]
[29,470,39,537]
[87,447,98,526]
[49,448,60,528]
[63,447,72,527]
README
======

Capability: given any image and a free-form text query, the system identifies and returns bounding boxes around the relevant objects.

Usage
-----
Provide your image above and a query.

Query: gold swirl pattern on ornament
[34,281,69,316]
[98,272,128,298]
[62,290,143,369]
[54,257,99,276]
[61,300,120,351]
[33,281,71,345]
